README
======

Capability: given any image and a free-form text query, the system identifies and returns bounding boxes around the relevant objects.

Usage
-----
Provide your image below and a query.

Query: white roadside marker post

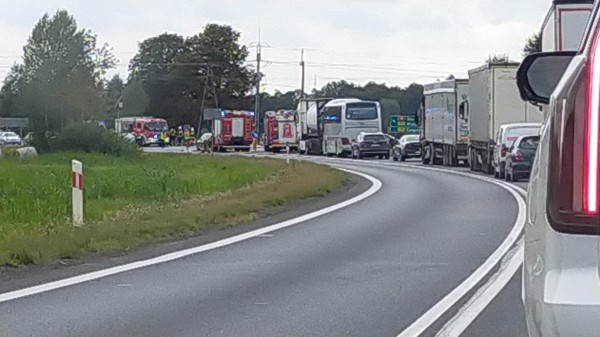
[71,160,84,226]
[286,142,290,165]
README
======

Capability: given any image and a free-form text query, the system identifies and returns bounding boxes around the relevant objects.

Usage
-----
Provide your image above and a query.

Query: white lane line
[435,242,524,337]
[0,169,382,304]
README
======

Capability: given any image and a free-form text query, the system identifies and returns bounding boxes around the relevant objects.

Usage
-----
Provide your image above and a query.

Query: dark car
[392,134,420,162]
[351,132,390,159]
[504,135,539,182]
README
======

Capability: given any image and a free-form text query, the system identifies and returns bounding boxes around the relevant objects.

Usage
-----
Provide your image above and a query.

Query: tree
[121,79,149,116]
[104,74,124,118]
[523,31,542,57]
[486,53,511,64]
[0,9,115,141]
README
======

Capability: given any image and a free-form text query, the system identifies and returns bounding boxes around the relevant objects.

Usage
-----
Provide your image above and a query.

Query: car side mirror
[517,51,576,105]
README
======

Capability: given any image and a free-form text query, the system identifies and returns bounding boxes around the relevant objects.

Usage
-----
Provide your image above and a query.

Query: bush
[50,124,140,157]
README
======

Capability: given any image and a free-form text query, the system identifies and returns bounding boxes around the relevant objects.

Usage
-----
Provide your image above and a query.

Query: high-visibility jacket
[160,131,167,141]
[183,130,190,140]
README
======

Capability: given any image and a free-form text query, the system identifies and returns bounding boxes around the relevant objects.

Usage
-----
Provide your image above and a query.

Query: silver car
[516,6,600,337]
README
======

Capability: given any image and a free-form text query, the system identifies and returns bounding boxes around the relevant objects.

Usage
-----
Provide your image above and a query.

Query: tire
[393,156,398,162]
[469,149,475,171]
[384,154,390,160]
[505,170,511,182]
[400,155,406,162]
[494,168,500,178]
[511,173,518,182]
[358,151,363,159]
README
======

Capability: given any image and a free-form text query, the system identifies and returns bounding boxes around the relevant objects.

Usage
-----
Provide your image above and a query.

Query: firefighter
[177,126,184,146]
[159,129,167,148]
[190,127,196,143]
[169,127,177,145]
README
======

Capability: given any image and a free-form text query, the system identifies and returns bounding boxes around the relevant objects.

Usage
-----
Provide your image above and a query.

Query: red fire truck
[131,117,169,146]
[212,110,255,152]
[263,110,298,152]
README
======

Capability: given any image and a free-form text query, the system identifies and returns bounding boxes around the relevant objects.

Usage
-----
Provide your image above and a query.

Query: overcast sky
[0,0,551,93]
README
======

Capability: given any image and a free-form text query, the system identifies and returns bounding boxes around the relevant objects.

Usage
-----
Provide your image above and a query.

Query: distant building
[0,118,29,136]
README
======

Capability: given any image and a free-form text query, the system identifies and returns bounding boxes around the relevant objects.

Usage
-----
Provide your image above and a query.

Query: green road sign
[389,116,399,133]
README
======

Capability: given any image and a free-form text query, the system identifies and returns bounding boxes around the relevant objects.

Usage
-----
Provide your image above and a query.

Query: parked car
[516,6,600,336]
[392,134,420,162]
[492,122,542,179]
[504,135,539,182]
[0,131,22,145]
[351,132,390,159]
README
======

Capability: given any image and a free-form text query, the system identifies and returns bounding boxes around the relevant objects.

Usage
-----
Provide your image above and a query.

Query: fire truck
[212,110,255,152]
[127,117,169,146]
[263,110,298,152]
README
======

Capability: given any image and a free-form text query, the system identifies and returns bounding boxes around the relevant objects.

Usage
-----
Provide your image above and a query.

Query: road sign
[389,116,399,133]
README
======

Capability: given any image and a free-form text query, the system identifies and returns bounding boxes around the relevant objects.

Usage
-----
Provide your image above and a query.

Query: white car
[492,123,542,179]
[517,6,600,337]
[0,131,22,145]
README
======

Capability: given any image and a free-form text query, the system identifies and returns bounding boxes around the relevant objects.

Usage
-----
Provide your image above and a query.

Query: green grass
[0,153,347,266]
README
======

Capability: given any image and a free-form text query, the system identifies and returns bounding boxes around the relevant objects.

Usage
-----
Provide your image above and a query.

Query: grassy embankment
[0,153,346,266]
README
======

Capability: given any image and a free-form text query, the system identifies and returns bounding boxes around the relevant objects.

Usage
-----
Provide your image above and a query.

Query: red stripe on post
[78,173,83,191]
[71,172,77,188]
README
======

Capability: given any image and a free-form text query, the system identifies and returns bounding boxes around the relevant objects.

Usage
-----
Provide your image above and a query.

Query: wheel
[511,173,518,182]
[357,151,363,159]
[393,156,398,162]
[400,155,406,162]
[505,170,511,181]
[432,144,442,165]
[469,149,475,171]
[384,154,390,160]
[494,168,500,178]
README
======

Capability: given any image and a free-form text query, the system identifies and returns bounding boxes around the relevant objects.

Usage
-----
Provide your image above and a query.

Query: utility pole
[254,44,261,133]
[300,48,306,98]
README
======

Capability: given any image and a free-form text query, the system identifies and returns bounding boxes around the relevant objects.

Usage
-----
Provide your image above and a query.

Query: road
[0,152,527,337]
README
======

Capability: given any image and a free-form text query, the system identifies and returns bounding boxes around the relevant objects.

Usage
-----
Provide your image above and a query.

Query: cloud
[0,0,550,92]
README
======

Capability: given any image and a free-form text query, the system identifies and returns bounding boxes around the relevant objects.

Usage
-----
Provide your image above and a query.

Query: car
[516,6,600,337]
[0,131,22,145]
[492,123,542,179]
[392,134,420,162]
[504,135,539,182]
[351,132,390,159]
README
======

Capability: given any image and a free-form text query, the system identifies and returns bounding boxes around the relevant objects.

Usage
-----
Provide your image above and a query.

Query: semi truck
[467,63,543,173]
[420,78,469,166]
[263,110,298,152]
[212,110,254,152]
[296,98,332,155]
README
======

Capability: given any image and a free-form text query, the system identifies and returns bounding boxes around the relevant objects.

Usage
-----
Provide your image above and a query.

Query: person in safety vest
[177,126,184,146]
[169,128,177,145]
[159,129,167,148]
[190,127,196,141]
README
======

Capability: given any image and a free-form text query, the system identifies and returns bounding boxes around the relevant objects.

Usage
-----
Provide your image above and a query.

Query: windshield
[505,127,540,142]
[346,103,378,120]
[3,132,18,137]
[519,136,540,150]
[145,122,168,131]
[363,134,385,142]
[401,135,419,143]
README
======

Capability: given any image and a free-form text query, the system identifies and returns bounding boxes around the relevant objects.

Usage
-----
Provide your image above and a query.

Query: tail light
[547,30,600,235]
[501,145,508,157]
[512,150,525,161]
[341,137,350,145]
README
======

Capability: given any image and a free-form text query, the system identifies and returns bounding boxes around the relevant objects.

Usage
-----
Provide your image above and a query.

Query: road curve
[0,161,519,337]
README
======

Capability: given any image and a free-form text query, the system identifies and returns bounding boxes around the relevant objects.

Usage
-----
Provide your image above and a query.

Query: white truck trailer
[541,0,593,52]
[421,79,469,166]
[467,63,543,173]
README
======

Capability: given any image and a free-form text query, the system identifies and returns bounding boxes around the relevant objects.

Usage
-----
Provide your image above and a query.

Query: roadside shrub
[50,124,140,157]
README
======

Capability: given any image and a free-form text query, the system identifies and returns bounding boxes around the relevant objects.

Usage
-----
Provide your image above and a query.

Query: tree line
[0,9,541,140]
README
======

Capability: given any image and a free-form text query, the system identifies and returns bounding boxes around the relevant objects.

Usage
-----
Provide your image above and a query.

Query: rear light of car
[512,150,525,161]
[547,30,600,235]
[341,137,350,145]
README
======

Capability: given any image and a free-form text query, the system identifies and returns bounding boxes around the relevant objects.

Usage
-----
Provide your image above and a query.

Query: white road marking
[292,156,527,337]
[435,242,524,337]
[0,169,382,304]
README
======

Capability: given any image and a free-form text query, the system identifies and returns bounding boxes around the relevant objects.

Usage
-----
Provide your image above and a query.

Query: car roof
[499,122,543,130]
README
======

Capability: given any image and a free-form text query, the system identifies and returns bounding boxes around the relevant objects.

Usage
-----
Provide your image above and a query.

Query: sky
[0,0,552,93]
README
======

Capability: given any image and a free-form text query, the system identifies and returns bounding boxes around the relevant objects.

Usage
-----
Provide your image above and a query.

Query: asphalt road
[0,154,523,337]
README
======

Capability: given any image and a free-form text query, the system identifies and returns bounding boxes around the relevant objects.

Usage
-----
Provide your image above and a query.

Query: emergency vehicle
[212,110,255,152]
[130,117,169,146]
[263,110,298,152]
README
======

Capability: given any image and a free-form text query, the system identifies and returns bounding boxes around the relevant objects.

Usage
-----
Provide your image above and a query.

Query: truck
[296,98,332,155]
[212,110,255,152]
[117,117,169,146]
[467,63,543,173]
[420,78,469,166]
[263,110,298,153]
[541,0,593,52]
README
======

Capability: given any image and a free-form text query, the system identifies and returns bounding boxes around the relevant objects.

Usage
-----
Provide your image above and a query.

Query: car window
[363,135,385,142]
[519,136,540,150]
[505,127,540,143]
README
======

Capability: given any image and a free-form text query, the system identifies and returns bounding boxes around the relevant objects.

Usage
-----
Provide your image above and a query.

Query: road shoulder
[0,172,370,294]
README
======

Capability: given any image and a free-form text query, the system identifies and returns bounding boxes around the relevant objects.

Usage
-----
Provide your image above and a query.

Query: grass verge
[0,153,346,266]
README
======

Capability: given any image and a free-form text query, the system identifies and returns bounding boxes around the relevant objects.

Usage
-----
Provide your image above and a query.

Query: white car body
[0,131,22,145]
[491,123,542,178]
